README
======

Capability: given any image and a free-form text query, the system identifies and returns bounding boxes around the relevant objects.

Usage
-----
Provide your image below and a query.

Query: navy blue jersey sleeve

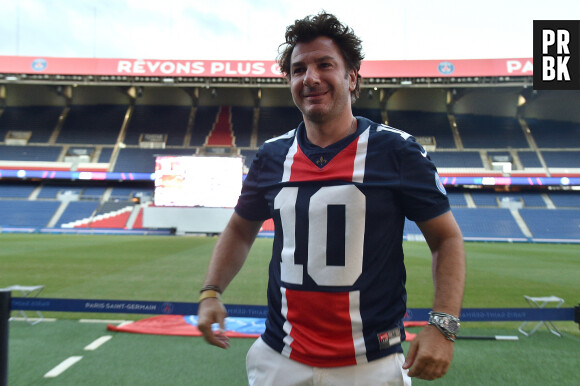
[398,137,450,222]
[235,148,272,221]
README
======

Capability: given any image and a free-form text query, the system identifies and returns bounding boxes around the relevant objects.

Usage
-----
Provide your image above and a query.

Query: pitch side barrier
[1,293,579,386]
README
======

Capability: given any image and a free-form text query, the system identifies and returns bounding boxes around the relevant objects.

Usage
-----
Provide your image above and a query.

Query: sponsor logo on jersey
[435,172,447,195]
[378,327,401,349]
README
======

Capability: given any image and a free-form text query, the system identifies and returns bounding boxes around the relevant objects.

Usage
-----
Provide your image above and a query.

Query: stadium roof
[0,56,533,88]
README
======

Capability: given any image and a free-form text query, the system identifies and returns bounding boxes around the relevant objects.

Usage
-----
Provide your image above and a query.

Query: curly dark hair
[277,12,365,102]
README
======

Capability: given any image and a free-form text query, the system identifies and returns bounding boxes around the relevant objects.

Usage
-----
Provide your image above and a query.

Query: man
[198,12,465,385]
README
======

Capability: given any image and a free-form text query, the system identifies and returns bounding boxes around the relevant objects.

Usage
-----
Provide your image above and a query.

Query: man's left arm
[403,210,466,380]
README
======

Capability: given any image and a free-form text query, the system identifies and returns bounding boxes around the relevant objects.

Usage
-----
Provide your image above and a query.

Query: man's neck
[303,114,357,148]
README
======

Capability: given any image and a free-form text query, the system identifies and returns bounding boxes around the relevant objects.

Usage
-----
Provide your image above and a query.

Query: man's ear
[349,69,357,92]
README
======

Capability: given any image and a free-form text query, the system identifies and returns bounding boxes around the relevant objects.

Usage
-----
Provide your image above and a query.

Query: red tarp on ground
[107,315,426,341]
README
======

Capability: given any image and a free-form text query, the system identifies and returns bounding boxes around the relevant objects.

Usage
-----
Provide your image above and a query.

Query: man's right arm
[197,212,263,348]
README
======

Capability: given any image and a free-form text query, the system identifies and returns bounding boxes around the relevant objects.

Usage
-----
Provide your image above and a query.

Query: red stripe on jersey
[289,140,359,182]
[284,288,357,367]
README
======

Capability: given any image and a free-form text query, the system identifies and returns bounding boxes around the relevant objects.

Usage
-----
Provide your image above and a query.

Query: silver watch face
[442,318,460,334]
[432,314,460,334]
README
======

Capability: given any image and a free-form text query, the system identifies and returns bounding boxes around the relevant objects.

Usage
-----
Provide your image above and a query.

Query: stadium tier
[0,85,579,241]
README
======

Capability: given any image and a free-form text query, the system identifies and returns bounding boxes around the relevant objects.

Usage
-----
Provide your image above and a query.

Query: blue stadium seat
[113,148,195,173]
[447,192,468,207]
[549,191,580,208]
[429,151,483,168]
[230,106,253,147]
[518,151,543,168]
[55,201,100,227]
[452,207,526,239]
[526,118,580,148]
[57,104,127,144]
[520,209,580,240]
[125,105,191,147]
[257,107,302,144]
[387,110,456,149]
[0,105,62,143]
[542,151,580,168]
[0,145,62,161]
[0,200,60,228]
[0,183,36,198]
[455,114,528,149]
[190,105,219,146]
[353,108,382,124]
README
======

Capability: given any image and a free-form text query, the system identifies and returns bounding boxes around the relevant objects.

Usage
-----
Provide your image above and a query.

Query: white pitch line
[44,356,83,378]
[84,335,113,351]
[79,319,132,324]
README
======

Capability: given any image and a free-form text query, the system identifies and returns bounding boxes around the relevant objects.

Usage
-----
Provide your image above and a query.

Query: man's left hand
[402,325,454,380]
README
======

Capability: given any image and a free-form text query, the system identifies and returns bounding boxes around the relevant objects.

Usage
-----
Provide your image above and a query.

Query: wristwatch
[428,311,460,341]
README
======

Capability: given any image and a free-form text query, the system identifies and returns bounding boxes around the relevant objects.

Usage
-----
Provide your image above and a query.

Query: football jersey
[235,116,450,367]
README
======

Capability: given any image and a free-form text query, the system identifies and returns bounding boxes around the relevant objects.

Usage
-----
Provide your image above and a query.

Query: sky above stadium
[1,0,579,61]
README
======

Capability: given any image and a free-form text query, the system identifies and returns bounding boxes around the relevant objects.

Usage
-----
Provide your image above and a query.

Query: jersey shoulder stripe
[265,129,296,143]
[376,124,413,140]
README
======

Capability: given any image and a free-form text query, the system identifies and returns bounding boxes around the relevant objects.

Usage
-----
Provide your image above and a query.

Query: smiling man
[197,12,466,385]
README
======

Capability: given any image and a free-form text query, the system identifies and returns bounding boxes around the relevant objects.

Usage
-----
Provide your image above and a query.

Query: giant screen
[154,156,243,208]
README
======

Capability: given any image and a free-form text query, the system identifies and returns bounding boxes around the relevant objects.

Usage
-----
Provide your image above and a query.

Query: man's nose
[303,67,320,87]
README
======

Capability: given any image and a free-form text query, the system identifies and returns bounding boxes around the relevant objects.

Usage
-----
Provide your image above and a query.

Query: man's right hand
[197,298,230,349]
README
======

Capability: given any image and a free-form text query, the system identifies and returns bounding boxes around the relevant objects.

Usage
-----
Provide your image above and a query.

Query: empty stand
[0,145,62,162]
[526,118,580,148]
[387,110,456,148]
[36,184,81,199]
[97,147,114,163]
[0,105,62,143]
[446,192,468,207]
[231,106,254,147]
[190,105,219,146]
[206,106,235,146]
[57,104,127,144]
[470,191,501,207]
[240,149,258,171]
[429,151,483,168]
[514,192,547,208]
[519,209,580,240]
[257,107,302,144]
[455,114,528,149]
[451,207,526,239]
[125,105,191,146]
[113,148,195,173]
[55,201,99,227]
[0,183,36,198]
[518,151,543,168]
[542,151,580,168]
[549,191,580,208]
[0,200,60,228]
[352,108,383,124]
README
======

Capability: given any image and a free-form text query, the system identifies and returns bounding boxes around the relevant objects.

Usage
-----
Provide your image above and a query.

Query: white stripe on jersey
[265,129,296,144]
[282,135,299,182]
[349,290,368,365]
[280,287,294,358]
[352,127,370,183]
[377,124,412,140]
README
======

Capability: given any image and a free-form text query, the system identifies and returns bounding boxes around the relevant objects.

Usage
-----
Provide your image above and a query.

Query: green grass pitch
[2,234,579,385]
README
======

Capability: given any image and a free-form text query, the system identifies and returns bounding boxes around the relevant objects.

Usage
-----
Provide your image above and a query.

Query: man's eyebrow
[291,55,338,68]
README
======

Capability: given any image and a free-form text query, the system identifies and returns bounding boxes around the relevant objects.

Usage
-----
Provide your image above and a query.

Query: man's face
[289,36,357,124]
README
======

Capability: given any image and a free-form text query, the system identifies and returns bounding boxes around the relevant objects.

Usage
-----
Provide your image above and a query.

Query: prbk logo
[533,20,580,90]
